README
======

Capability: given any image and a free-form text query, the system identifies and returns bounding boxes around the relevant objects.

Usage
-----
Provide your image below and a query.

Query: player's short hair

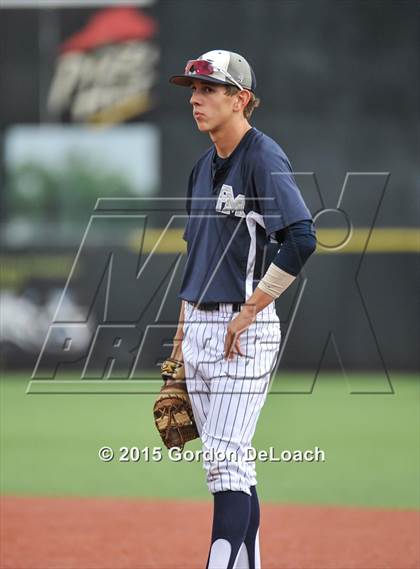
[224,85,260,120]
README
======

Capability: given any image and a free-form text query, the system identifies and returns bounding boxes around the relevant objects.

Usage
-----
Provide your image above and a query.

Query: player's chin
[194,117,211,132]
[195,121,210,132]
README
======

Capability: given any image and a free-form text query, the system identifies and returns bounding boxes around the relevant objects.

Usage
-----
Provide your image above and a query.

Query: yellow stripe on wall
[128,228,419,254]
[316,228,419,253]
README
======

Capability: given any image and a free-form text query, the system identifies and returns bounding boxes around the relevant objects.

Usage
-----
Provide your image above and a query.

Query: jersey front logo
[216,184,246,218]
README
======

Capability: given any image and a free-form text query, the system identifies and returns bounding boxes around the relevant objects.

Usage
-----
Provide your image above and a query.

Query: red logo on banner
[48,7,159,124]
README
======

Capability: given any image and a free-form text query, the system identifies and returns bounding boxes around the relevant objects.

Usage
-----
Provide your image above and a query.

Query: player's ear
[234,90,251,112]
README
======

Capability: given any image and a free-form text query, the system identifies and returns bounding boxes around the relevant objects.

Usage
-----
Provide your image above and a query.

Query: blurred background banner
[0,1,418,375]
[47,6,158,123]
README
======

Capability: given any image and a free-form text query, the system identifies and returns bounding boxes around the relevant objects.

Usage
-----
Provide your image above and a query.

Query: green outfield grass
[1,372,418,509]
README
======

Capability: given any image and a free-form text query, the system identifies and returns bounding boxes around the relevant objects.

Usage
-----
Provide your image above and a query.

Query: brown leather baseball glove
[153,358,199,450]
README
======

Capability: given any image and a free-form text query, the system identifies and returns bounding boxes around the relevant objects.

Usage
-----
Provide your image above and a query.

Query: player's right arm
[170,300,185,362]
[171,165,196,361]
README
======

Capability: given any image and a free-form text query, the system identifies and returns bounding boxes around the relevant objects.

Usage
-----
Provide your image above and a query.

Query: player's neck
[210,120,252,159]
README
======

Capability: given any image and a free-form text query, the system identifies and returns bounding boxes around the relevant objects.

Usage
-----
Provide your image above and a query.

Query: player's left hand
[224,307,256,360]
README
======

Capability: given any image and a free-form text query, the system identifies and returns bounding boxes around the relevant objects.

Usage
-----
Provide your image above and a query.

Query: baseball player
[167,50,316,569]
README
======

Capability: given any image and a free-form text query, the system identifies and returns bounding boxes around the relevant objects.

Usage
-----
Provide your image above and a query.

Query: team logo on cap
[216,184,246,218]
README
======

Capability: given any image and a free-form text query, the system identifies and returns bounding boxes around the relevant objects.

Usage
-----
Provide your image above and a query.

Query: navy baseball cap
[170,50,257,92]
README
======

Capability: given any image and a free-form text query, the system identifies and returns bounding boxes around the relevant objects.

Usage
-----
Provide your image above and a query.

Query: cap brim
[169,74,233,88]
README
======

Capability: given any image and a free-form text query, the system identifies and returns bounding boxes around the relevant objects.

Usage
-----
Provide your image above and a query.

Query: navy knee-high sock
[206,490,251,569]
[243,485,260,568]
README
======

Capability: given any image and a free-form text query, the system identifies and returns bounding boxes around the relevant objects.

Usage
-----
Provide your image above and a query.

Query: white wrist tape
[257,263,296,299]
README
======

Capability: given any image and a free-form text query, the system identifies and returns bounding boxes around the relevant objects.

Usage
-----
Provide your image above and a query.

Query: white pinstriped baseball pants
[182,301,281,496]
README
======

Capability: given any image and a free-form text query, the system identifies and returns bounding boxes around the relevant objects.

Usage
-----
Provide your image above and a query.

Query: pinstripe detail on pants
[182,301,281,495]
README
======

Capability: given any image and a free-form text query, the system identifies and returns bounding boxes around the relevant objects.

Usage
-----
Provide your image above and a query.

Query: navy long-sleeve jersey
[179,127,315,303]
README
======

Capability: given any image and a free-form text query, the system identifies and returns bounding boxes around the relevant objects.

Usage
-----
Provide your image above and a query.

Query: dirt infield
[1,496,419,569]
